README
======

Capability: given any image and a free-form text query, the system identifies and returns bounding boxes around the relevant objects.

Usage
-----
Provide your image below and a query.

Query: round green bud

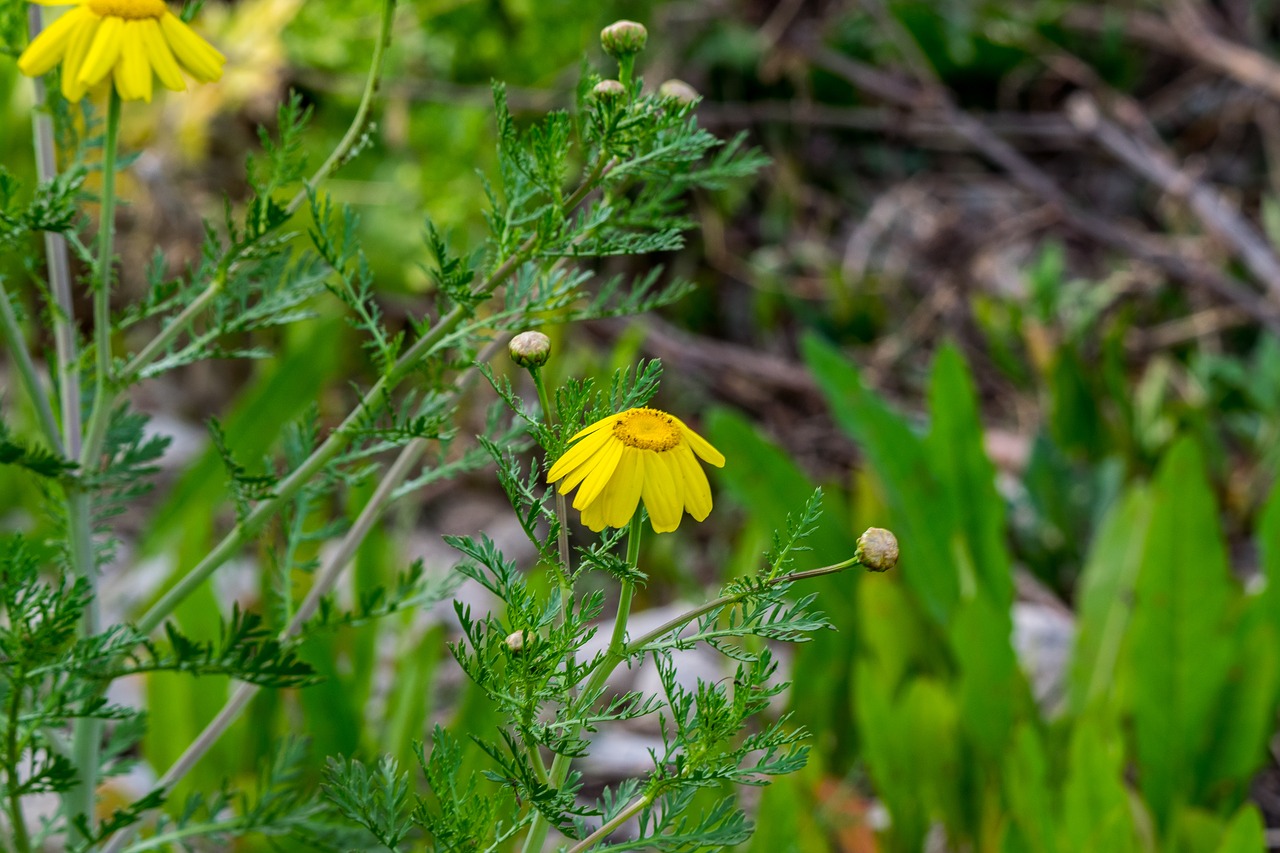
[592,79,627,100]
[509,331,551,369]
[601,20,647,59]
[658,79,699,106]
[855,527,899,573]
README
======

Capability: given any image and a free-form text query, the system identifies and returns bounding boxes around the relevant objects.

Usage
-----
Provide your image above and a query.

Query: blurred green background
[6,0,1280,850]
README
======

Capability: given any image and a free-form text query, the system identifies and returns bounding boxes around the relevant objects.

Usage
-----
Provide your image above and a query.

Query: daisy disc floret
[547,407,725,534]
[18,0,226,102]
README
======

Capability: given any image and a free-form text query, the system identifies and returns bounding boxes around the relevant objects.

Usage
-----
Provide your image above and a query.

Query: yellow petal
[17,8,83,77]
[572,435,624,512]
[78,15,123,88]
[672,415,724,467]
[673,443,713,521]
[547,426,613,485]
[158,12,224,82]
[60,14,100,100]
[115,21,151,101]
[579,494,607,533]
[600,449,644,529]
[139,17,184,91]
[562,411,622,446]
[641,451,683,533]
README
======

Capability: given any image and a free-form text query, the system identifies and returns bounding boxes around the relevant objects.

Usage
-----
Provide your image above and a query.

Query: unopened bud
[601,20,647,59]
[592,79,626,100]
[509,331,551,369]
[658,79,699,106]
[855,527,898,573]
[505,630,528,653]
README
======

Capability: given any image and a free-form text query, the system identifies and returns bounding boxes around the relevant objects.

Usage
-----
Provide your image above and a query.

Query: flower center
[614,408,681,452]
[88,0,168,20]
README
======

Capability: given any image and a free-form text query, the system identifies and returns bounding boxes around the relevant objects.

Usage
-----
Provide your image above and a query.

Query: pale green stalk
[64,86,123,835]
[79,91,121,468]
[565,791,653,853]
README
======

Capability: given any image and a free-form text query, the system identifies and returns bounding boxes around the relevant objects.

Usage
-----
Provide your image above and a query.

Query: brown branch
[802,45,1280,332]
[1065,91,1280,300]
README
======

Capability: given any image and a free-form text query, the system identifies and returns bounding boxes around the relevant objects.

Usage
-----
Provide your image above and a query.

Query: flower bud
[509,331,551,369]
[592,79,626,100]
[855,527,898,573]
[658,79,699,106]
[505,630,528,653]
[601,20,647,59]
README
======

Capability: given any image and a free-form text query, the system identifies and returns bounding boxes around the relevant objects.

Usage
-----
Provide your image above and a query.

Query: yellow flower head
[547,407,725,534]
[18,0,225,103]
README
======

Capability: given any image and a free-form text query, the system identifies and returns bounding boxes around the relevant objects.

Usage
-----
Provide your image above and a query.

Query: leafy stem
[522,514,643,853]
[5,664,31,853]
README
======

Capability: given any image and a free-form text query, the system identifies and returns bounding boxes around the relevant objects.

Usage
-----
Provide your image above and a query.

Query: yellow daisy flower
[18,0,226,103]
[547,407,725,534]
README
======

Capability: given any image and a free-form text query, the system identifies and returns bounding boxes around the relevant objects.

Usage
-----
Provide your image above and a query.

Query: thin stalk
[80,90,121,469]
[0,281,61,450]
[6,669,31,853]
[522,514,643,853]
[565,792,652,853]
[135,162,610,636]
[286,0,395,218]
[531,366,572,591]
[63,88,122,836]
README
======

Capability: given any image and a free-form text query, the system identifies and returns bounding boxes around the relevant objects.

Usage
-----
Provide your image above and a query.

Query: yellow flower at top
[547,407,725,534]
[18,0,225,103]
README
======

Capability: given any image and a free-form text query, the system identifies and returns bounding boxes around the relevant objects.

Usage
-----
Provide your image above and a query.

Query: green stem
[6,668,31,853]
[287,0,396,218]
[135,163,611,636]
[565,791,653,853]
[531,366,572,591]
[0,281,61,450]
[80,90,121,470]
[522,514,643,853]
[64,88,121,836]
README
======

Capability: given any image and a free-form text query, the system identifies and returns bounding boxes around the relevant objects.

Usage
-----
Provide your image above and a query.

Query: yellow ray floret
[547,407,725,534]
[18,0,225,102]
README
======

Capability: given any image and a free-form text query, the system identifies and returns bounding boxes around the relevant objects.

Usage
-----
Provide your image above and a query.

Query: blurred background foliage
[6,0,1280,850]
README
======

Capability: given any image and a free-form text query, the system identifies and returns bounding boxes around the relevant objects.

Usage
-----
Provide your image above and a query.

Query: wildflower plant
[0,4,896,852]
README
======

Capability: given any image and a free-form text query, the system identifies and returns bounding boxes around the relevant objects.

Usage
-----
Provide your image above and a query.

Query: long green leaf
[1127,438,1236,831]
[803,334,959,625]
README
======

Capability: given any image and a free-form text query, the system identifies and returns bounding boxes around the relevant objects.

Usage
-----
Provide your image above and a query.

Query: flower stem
[531,366,572,590]
[521,514,643,853]
[64,87,123,837]
[80,90,121,470]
